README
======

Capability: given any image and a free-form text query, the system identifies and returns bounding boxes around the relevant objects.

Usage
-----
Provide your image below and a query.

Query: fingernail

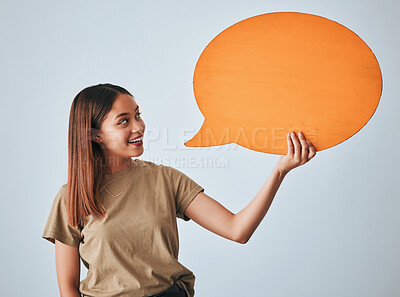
[298,132,302,136]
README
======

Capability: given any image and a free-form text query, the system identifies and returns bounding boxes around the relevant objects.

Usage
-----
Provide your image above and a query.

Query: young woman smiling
[42,83,317,297]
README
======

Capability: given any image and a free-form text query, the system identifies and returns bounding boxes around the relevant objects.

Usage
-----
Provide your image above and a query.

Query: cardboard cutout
[184,12,382,154]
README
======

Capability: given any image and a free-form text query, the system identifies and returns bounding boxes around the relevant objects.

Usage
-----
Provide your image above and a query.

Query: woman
[42,83,317,297]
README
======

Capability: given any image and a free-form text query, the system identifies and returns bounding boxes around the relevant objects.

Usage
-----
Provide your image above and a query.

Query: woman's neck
[102,157,134,174]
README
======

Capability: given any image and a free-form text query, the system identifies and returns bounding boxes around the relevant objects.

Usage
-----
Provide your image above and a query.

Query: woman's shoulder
[54,183,68,200]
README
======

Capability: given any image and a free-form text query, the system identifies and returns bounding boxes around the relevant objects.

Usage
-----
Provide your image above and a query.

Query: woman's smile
[128,136,143,146]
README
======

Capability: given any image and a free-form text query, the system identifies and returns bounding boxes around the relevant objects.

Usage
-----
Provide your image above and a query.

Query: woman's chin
[130,148,144,158]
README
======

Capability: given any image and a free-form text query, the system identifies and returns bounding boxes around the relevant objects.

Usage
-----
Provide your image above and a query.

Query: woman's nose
[131,120,144,134]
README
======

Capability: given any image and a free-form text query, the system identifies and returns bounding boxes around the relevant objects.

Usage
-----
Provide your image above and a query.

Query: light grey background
[0,0,399,296]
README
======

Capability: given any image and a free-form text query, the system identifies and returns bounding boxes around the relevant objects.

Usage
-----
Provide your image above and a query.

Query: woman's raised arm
[184,131,317,244]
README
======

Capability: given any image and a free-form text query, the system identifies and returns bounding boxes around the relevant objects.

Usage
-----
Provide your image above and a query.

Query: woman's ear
[91,129,102,143]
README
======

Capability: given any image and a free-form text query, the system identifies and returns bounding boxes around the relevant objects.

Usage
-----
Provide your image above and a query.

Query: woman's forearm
[233,165,287,243]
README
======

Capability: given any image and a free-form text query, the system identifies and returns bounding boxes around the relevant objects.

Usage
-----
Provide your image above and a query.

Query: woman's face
[96,93,145,164]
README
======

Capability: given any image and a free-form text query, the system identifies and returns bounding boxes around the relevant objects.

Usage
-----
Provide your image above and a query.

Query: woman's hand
[275,131,317,175]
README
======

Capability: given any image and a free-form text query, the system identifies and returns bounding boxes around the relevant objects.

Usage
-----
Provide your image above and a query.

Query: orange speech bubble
[184,12,382,154]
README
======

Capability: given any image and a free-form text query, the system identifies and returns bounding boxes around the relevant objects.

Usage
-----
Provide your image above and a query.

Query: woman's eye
[118,113,141,125]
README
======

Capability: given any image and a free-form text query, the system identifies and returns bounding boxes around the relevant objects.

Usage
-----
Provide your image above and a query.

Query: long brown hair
[67,83,132,227]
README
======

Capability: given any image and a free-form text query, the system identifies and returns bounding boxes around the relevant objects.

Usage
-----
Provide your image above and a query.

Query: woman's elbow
[233,231,250,244]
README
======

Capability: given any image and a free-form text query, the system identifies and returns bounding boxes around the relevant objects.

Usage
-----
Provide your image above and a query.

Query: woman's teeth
[128,137,143,143]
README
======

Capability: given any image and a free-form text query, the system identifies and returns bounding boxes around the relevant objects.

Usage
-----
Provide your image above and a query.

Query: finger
[291,132,301,161]
[306,140,317,159]
[298,132,309,162]
[286,132,294,155]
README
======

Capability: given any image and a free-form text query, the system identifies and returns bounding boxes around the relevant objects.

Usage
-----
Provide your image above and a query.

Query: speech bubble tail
[184,136,202,147]
[184,120,232,147]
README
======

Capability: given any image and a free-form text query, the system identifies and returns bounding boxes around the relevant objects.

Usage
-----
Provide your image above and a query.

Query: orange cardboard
[184,12,382,154]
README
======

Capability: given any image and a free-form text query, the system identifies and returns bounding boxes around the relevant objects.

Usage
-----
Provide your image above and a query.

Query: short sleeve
[42,184,82,247]
[164,166,204,221]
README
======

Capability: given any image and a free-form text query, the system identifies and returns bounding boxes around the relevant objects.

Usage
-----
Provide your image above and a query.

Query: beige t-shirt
[42,159,204,297]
